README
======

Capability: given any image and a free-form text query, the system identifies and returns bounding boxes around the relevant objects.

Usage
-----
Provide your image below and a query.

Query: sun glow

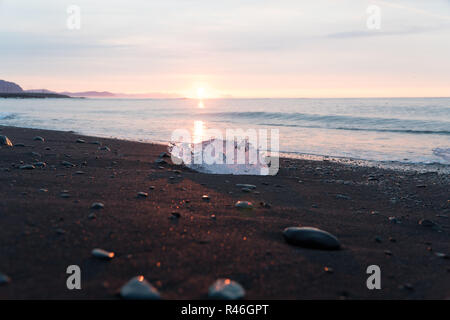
[197,87,205,100]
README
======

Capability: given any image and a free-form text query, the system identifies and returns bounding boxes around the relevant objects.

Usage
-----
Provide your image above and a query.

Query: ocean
[1,97,449,170]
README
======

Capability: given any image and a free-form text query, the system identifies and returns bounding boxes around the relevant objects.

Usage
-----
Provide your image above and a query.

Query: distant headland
[0,79,183,99]
[0,80,71,99]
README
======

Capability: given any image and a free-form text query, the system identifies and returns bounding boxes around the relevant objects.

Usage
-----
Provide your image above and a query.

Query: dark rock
[0,136,13,147]
[0,272,11,285]
[419,219,435,227]
[120,276,161,300]
[282,227,341,250]
[19,164,35,170]
[235,201,253,209]
[90,202,104,210]
[76,139,86,143]
[208,279,245,300]
[137,192,148,198]
[92,248,114,260]
[33,136,45,142]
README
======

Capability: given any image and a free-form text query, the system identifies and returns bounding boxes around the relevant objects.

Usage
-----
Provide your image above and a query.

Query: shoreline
[2,124,448,175]
[0,125,449,299]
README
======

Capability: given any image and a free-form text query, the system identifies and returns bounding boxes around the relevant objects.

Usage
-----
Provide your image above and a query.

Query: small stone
[416,185,427,188]
[241,188,252,193]
[76,139,86,143]
[74,171,85,175]
[33,136,45,142]
[170,212,181,218]
[61,161,75,167]
[34,162,47,168]
[137,192,148,198]
[375,236,382,243]
[236,184,256,189]
[92,248,114,260]
[56,228,66,235]
[260,202,271,209]
[388,216,400,224]
[0,272,11,285]
[208,279,245,300]
[20,164,35,170]
[99,146,110,151]
[39,188,48,193]
[60,193,70,198]
[88,213,97,219]
[91,202,104,210]
[202,195,210,201]
[210,214,216,220]
[155,158,167,164]
[324,266,334,273]
[336,194,351,200]
[0,135,13,147]
[282,227,341,250]
[120,276,161,300]
[419,219,435,227]
[384,250,392,256]
[435,252,448,259]
[235,201,253,209]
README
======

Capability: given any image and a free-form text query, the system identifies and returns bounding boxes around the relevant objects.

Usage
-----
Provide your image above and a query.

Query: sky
[0,0,449,98]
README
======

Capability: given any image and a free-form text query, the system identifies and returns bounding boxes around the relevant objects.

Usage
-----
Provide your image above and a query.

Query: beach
[0,125,449,299]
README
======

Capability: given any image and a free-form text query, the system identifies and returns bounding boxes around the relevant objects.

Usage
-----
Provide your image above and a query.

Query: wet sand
[0,125,449,299]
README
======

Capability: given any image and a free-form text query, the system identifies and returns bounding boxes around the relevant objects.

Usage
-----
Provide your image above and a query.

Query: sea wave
[0,112,17,120]
[191,111,450,135]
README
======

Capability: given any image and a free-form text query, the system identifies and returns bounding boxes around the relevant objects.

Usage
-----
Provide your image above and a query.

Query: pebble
[39,188,48,193]
[61,161,75,167]
[137,192,148,198]
[435,252,448,259]
[0,136,13,147]
[202,195,210,201]
[324,266,334,273]
[0,272,11,285]
[34,162,47,168]
[120,276,161,300]
[419,219,435,227]
[33,136,45,142]
[235,201,253,209]
[91,202,104,210]
[76,139,86,143]
[282,227,341,250]
[88,213,97,219]
[60,193,70,198]
[336,194,351,200]
[92,248,115,260]
[170,212,181,219]
[20,164,35,170]
[155,158,167,164]
[99,146,110,151]
[388,216,401,224]
[241,188,252,193]
[208,279,245,300]
[260,202,271,209]
[236,184,256,189]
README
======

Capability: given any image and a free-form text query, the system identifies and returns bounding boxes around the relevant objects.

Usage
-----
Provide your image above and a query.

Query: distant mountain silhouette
[0,80,23,93]
[59,91,116,98]
[1,79,184,99]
